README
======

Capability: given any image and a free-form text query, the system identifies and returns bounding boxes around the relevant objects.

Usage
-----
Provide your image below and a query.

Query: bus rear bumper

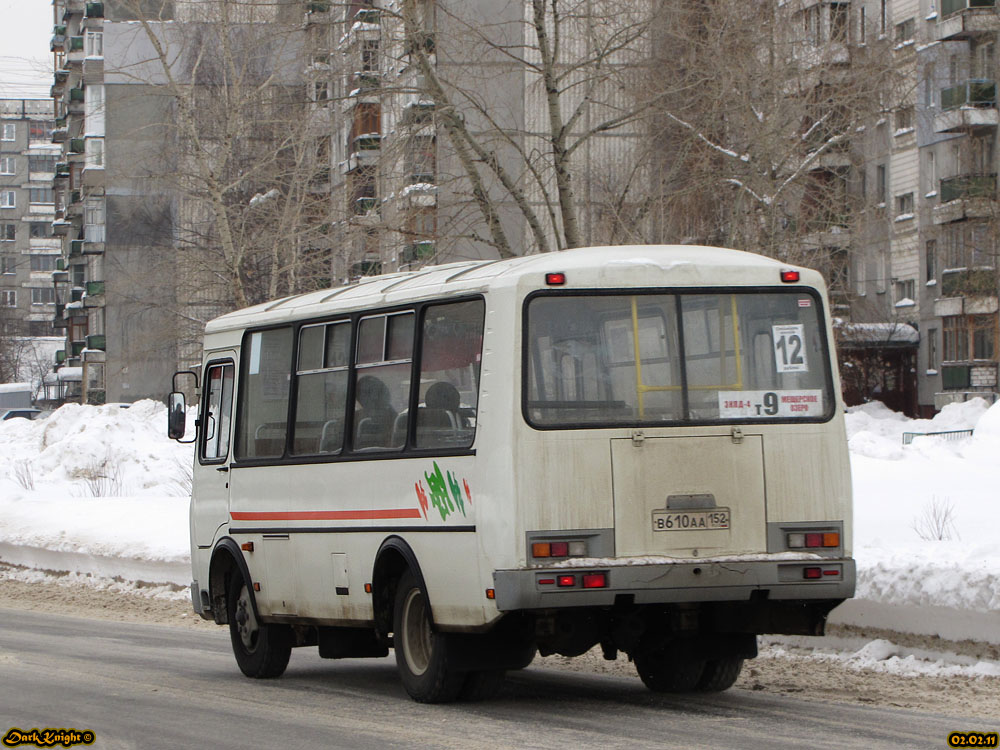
[492,557,855,612]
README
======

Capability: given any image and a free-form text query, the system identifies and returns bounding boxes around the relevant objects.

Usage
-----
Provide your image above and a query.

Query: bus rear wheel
[227,575,292,679]
[696,657,744,692]
[633,651,705,693]
[393,570,464,703]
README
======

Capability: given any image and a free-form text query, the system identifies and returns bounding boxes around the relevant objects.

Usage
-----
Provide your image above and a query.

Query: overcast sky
[0,0,56,99]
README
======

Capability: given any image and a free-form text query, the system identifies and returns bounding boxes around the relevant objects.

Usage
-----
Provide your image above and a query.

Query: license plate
[652,509,730,531]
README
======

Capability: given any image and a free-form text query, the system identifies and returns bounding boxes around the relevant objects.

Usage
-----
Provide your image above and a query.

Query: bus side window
[201,362,234,462]
[236,327,293,459]
[353,312,414,451]
[415,299,484,449]
[292,321,350,455]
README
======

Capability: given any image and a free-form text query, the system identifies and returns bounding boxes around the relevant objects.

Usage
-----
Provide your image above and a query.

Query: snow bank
[0,401,192,565]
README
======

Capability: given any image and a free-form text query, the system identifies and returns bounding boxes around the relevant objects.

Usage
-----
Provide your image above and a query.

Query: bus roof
[204,245,821,334]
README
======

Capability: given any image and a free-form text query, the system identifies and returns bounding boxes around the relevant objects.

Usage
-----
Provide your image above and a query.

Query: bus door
[192,354,237,549]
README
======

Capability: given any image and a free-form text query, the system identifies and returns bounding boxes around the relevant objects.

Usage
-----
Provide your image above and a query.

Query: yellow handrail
[629,295,744,418]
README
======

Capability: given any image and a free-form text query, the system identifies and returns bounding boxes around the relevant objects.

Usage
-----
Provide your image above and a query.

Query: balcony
[304,1,331,25]
[50,25,67,52]
[85,280,104,296]
[934,173,998,222]
[85,333,105,350]
[52,219,73,236]
[66,36,85,65]
[937,0,999,40]
[400,240,435,265]
[400,178,437,207]
[54,162,70,181]
[83,56,104,82]
[70,239,84,258]
[935,80,998,132]
[941,268,998,296]
[84,2,103,18]
[401,99,435,126]
[67,87,85,114]
[69,138,86,155]
[62,0,85,22]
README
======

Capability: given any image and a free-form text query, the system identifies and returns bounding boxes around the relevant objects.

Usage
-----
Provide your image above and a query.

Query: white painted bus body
[186,245,852,677]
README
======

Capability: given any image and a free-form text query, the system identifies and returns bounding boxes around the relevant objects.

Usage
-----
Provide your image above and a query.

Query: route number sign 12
[773,324,808,373]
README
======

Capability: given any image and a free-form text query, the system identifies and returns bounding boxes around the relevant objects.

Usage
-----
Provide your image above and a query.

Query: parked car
[1,408,41,421]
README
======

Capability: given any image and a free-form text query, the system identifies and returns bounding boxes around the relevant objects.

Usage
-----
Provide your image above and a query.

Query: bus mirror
[168,392,189,441]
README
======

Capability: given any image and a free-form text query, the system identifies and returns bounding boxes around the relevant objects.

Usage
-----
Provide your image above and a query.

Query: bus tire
[696,657,743,692]
[393,570,464,703]
[227,574,292,679]
[634,651,705,693]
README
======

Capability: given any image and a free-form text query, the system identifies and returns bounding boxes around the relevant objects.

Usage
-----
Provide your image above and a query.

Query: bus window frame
[198,357,236,466]
[521,286,836,431]
[231,294,485,469]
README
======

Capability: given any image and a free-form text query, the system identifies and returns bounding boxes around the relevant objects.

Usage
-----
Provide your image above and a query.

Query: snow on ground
[1,397,999,678]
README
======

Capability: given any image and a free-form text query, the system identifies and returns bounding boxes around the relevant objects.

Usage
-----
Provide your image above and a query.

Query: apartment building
[0,99,60,338]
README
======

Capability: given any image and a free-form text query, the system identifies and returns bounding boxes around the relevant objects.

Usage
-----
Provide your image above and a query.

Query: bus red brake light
[557,575,576,587]
[803,567,822,579]
[545,272,566,286]
[550,541,569,557]
[780,269,800,283]
[582,573,607,589]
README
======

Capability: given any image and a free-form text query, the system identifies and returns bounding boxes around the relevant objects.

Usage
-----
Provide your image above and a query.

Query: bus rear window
[525,291,833,427]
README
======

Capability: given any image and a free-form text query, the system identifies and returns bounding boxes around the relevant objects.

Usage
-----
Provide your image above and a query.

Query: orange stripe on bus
[230,509,423,521]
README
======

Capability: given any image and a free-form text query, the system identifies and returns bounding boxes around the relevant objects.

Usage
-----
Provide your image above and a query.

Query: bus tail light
[557,575,576,587]
[787,531,840,549]
[803,567,822,579]
[582,573,607,588]
[532,539,588,560]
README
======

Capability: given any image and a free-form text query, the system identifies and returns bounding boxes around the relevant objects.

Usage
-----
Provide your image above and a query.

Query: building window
[29,120,54,141]
[0,223,14,241]
[876,164,887,204]
[859,6,867,44]
[895,18,915,44]
[926,151,936,195]
[361,39,379,71]
[1,256,15,274]
[0,123,14,141]
[928,328,938,371]
[0,290,15,307]
[29,188,54,205]
[86,138,104,169]
[1,191,15,209]
[0,156,14,175]
[28,155,56,175]
[85,85,105,136]
[30,287,55,305]
[831,3,848,42]
[29,222,51,238]
[29,255,58,272]
[943,316,969,361]
[894,278,916,303]
[86,30,103,57]
[896,192,914,217]
[926,239,937,282]
[880,0,887,35]
[894,106,913,132]
[972,315,997,359]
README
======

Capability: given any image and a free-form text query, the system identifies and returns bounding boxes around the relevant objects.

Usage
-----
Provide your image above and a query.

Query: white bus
[169,245,853,702]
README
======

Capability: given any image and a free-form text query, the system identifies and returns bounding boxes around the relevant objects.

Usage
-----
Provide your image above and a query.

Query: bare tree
[110,0,339,364]
[643,0,904,294]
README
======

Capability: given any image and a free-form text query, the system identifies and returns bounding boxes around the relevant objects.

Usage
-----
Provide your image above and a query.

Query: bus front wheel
[393,570,464,703]
[227,575,292,678]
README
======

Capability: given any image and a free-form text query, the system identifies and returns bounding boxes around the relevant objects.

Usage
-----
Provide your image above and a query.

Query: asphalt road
[0,607,991,750]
